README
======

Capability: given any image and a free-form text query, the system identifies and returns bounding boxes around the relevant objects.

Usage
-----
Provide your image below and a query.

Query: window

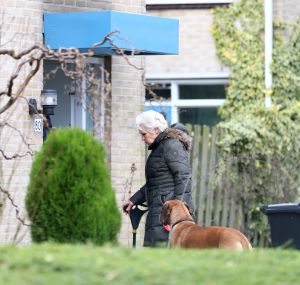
[145,83,172,123]
[179,107,221,125]
[178,84,225,125]
[145,83,171,101]
[145,78,228,126]
[179,85,225,100]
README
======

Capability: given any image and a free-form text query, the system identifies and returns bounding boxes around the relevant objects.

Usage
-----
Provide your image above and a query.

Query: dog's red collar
[163,217,195,232]
[171,217,195,228]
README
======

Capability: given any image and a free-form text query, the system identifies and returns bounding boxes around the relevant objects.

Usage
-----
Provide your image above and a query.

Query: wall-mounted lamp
[41,89,57,116]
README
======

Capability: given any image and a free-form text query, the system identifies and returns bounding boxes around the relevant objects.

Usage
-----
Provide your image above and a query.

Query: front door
[43,57,104,138]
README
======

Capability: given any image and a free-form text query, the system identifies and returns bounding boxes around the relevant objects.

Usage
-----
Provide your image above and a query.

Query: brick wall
[273,0,300,24]
[110,55,146,246]
[0,0,44,244]
[42,0,111,12]
[0,0,147,246]
[145,8,229,77]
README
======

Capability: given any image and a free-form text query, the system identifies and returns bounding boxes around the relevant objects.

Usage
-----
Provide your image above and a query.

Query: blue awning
[43,11,179,55]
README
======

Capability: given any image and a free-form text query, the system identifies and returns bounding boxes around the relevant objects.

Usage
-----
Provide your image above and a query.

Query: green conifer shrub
[26,128,121,245]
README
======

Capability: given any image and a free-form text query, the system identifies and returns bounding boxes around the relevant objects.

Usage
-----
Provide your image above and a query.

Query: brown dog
[161,200,252,251]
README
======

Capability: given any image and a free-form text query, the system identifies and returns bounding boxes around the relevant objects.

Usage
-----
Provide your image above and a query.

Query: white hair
[135,110,168,132]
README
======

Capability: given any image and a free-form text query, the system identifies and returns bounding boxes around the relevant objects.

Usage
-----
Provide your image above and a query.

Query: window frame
[145,75,229,124]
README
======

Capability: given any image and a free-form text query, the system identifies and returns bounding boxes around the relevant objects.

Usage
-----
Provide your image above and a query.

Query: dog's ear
[183,202,192,215]
[160,203,171,225]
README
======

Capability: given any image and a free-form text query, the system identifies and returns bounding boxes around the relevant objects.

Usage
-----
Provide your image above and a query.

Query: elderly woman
[123,110,194,247]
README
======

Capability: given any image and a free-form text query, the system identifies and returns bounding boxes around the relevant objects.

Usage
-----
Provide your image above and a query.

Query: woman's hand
[122,200,134,215]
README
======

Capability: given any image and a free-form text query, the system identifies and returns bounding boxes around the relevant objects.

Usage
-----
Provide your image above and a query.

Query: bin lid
[261,203,300,214]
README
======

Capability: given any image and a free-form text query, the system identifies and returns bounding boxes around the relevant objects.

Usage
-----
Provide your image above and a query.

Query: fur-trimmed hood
[164,127,192,151]
[149,126,192,151]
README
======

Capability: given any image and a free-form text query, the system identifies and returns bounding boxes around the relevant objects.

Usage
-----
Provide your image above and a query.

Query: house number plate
[34,118,42,132]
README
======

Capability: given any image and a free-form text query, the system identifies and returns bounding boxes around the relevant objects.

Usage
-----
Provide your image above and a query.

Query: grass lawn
[0,243,299,285]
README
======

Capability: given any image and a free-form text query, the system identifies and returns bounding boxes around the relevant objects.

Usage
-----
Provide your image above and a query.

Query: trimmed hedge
[26,128,120,245]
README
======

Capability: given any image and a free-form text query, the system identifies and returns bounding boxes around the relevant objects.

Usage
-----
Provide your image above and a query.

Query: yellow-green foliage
[26,128,121,245]
[213,0,265,115]
[212,0,300,245]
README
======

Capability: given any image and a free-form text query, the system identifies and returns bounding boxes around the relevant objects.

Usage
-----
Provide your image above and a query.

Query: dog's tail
[241,234,253,251]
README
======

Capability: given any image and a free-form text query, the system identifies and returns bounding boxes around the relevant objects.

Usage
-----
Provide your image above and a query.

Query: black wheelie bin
[261,203,300,249]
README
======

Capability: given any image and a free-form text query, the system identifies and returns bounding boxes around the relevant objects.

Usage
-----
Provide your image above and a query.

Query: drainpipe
[171,81,179,123]
[264,0,273,109]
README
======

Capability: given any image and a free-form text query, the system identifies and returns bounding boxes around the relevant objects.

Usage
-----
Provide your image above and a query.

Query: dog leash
[180,174,192,202]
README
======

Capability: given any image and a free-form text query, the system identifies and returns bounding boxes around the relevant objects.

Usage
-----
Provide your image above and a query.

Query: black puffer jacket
[130,127,194,247]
